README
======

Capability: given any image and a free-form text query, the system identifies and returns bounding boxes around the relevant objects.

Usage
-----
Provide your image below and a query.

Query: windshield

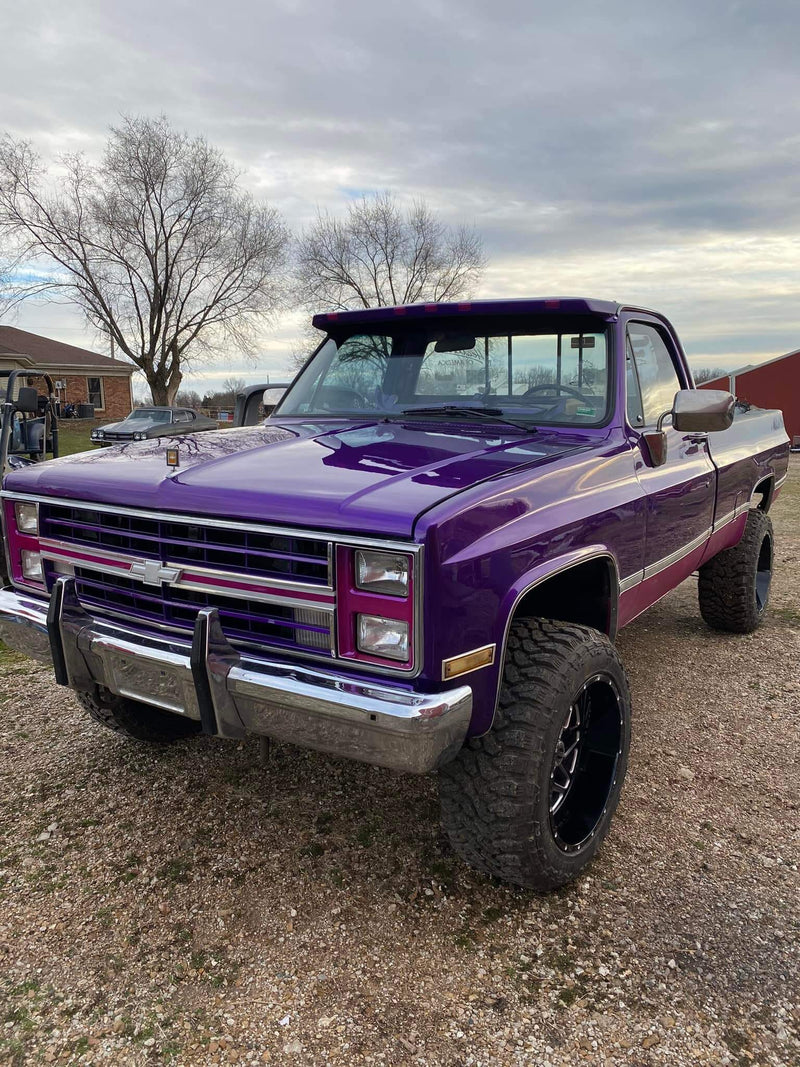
[129,409,171,423]
[278,323,612,426]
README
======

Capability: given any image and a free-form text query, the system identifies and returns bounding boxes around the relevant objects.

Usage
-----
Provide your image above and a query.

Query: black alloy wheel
[699,508,774,633]
[548,674,624,853]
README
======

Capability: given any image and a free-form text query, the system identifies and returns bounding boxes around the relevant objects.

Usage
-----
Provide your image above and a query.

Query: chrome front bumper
[0,580,472,773]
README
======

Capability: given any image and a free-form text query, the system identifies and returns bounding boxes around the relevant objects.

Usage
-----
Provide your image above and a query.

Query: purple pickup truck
[0,298,789,890]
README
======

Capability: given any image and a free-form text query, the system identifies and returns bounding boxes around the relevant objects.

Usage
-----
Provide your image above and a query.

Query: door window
[627,324,682,425]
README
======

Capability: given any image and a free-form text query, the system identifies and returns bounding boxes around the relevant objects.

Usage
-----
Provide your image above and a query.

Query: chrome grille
[40,503,331,586]
[70,567,331,652]
[38,501,334,657]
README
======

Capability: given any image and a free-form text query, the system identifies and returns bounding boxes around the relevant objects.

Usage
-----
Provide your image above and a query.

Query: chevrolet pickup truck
[0,298,789,891]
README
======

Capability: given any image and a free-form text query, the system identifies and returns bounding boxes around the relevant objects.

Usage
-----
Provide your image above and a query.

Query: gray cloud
[2,0,799,381]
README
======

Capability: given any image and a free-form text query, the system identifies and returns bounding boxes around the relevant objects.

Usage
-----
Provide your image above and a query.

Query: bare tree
[174,388,203,409]
[0,116,290,404]
[221,376,247,397]
[294,192,485,314]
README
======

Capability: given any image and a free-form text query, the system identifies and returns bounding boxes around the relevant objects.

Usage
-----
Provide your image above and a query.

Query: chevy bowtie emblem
[130,560,183,586]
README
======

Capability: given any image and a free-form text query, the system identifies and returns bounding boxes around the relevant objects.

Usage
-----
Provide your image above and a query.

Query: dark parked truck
[0,298,789,890]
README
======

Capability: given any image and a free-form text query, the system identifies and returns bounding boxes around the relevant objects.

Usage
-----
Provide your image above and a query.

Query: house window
[87,377,104,410]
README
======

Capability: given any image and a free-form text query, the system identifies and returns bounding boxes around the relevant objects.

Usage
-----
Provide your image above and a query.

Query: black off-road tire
[439,619,631,892]
[76,689,201,743]
[698,509,774,634]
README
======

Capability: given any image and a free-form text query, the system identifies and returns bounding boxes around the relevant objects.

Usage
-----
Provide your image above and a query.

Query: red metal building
[699,348,800,445]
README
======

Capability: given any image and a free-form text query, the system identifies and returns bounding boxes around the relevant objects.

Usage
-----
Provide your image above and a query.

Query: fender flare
[482,546,621,735]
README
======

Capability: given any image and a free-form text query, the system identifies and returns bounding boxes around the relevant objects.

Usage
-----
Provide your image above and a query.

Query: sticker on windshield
[571,336,596,348]
[576,407,596,417]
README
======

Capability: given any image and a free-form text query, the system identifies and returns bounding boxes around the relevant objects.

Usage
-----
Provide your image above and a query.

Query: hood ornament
[166,445,180,469]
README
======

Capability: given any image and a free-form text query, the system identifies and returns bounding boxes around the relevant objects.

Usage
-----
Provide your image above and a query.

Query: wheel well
[512,557,616,637]
[752,477,774,512]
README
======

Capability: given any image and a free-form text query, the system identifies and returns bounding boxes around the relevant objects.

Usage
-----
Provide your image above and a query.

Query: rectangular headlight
[357,614,409,661]
[20,550,44,583]
[14,501,39,536]
[355,550,410,597]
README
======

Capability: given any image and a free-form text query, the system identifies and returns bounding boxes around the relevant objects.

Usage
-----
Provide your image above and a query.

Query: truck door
[625,320,716,577]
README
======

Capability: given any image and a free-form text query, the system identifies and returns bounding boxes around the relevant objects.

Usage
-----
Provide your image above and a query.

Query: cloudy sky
[2,0,799,394]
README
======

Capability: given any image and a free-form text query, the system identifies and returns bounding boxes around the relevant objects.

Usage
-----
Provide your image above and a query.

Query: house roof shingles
[0,325,134,373]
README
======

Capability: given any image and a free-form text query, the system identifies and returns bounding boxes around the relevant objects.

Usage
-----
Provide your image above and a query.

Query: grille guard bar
[0,578,472,774]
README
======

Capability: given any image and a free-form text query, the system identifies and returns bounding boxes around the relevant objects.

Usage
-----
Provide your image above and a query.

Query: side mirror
[642,389,735,468]
[262,387,287,416]
[671,389,735,433]
[262,387,287,407]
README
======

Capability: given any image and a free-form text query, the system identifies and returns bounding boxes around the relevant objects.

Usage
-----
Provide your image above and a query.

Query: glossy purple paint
[5,421,590,538]
[2,300,791,741]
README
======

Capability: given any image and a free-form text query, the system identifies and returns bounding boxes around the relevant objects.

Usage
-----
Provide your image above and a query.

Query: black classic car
[91,407,218,447]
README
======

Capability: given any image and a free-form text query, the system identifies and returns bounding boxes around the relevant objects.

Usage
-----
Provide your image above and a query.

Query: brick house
[0,326,135,420]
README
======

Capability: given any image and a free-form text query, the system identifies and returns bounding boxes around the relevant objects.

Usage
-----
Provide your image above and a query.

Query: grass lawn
[55,418,105,457]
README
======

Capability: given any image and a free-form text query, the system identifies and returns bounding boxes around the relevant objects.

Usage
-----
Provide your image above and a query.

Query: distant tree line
[693,366,731,384]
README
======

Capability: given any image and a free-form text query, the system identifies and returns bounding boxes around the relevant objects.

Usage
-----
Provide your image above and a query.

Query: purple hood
[4,421,589,537]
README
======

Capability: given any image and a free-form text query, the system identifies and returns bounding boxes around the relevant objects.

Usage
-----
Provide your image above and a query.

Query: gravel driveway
[1,464,798,1067]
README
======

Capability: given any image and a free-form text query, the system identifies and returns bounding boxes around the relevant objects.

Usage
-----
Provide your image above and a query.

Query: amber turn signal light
[442,644,496,680]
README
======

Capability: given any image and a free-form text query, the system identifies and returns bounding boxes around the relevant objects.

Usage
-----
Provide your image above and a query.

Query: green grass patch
[55,419,105,457]
[0,640,28,669]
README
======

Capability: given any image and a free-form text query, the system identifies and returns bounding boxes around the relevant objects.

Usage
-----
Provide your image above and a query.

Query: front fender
[440,545,620,738]
[498,545,620,643]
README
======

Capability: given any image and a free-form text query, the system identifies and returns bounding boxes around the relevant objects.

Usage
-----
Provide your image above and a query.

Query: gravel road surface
[1,463,797,1066]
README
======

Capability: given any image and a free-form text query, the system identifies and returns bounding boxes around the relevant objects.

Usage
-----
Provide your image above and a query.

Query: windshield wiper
[398,405,536,433]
